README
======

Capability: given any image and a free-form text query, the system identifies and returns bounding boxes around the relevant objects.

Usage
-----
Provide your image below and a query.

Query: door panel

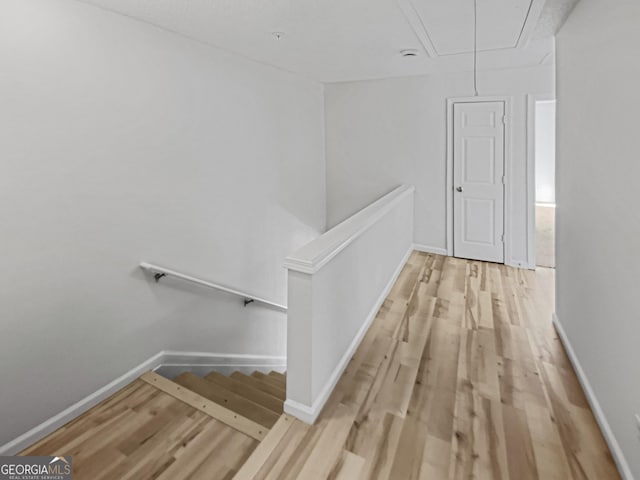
[463,137,495,183]
[463,198,495,244]
[453,101,505,263]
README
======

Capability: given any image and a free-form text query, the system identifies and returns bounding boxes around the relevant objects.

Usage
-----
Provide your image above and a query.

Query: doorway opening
[533,99,556,268]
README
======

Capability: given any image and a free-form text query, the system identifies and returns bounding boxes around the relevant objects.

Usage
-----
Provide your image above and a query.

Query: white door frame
[526,94,556,269]
[446,95,513,264]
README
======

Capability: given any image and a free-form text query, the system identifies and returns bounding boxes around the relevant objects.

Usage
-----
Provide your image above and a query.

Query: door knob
[456,186,464,192]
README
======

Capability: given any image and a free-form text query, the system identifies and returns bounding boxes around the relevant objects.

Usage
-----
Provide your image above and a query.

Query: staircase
[140,369,286,441]
[175,370,285,428]
[21,368,287,478]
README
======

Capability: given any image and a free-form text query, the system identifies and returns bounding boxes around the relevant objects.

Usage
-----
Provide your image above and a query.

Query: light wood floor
[237,252,620,480]
[23,252,620,479]
[22,380,258,479]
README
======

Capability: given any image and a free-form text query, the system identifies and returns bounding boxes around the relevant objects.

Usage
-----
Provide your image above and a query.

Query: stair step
[174,373,279,429]
[230,372,286,401]
[267,371,286,384]
[205,371,283,415]
[252,371,286,391]
[140,371,267,441]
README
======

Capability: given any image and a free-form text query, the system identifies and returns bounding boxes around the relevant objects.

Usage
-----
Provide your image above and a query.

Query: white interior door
[453,101,505,263]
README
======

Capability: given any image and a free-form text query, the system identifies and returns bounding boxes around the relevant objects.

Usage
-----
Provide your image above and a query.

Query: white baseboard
[553,314,634,480]
[283,398,318,424]
[506,259,537,270]
[0,350,286,456]
[0,351,165,456]
[412,243,537,270]
[412,243,448,256]
[159,351,286,366]
[284,245,413,424]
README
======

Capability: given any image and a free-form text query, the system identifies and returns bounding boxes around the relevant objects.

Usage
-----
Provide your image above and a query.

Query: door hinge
[501,234,505,242]
[502,115,508,125]
[501,175,506,184]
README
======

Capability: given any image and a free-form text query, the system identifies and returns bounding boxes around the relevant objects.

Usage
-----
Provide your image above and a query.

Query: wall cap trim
[284,185,415,274]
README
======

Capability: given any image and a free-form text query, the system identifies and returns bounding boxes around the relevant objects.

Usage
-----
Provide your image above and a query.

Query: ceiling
[77,0,577,83]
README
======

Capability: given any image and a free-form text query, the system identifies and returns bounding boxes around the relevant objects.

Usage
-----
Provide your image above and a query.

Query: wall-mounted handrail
[140,262,287,313]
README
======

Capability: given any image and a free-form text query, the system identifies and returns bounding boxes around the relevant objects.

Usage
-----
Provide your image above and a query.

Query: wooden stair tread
[23,375,262,476]
[140,371,267,441]
[230,372,286,401]
[174,373,279,429]
[252,371,286,391]
[267,371,287,384]
[205,371,284,415]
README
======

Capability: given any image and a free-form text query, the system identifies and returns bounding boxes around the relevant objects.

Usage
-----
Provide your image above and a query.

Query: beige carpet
[536,204,555,268]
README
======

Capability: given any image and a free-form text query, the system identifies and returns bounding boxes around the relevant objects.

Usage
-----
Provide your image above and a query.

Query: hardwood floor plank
[254,419,312,480]
[416,318,461,397]
[503,404,539,480]
[448,379,509,480]
[352,412,404,480]
[418,433,451,479]
[96,413,213,480]
[388,413,429,479]
[19,381,152,456]
[232,415,295,480]
[174,372,279,429]
[525,403,574,480]
[330,450,366,480]
[162,425,256,480]
[296,403,356,479]
[498,357,548,410]
[205,371,284,414]
[388,253,426,303]
[141,371,268,441]
[458,327,501,400]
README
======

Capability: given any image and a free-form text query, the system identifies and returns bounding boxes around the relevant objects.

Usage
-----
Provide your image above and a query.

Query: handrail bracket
[139,262,287,312]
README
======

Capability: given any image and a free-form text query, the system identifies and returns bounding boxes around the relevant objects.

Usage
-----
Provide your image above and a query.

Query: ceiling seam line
[515,0,536,46]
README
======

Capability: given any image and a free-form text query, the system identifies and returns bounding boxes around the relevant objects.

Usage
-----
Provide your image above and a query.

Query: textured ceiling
[534,0,581,39]
[76,0,561,82]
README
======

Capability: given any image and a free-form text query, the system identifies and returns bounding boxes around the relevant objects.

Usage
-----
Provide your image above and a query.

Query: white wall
[0,0,325,446]
[535,100,556,204]
[556,0,640,478]
[284,186,414,422]
[325,65,554,266]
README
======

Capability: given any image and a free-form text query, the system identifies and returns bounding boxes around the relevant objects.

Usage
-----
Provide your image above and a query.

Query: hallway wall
[535,100,556,204]
[325,65,554,267]
[556,0,640,477]
[0,0,326,446]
